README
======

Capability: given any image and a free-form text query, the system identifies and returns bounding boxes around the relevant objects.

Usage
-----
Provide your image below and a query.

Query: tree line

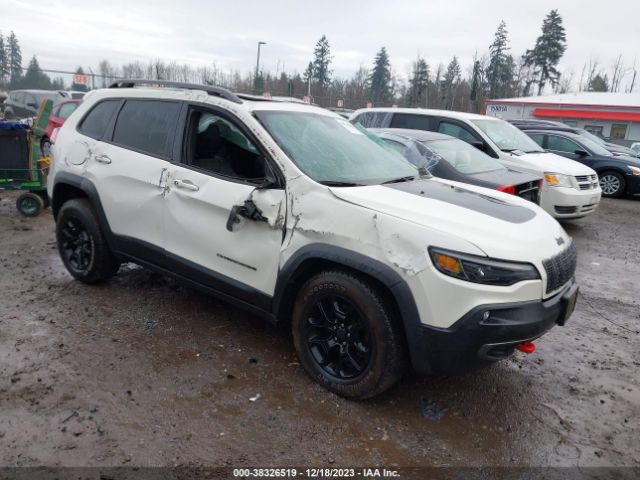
[2,10,638,111]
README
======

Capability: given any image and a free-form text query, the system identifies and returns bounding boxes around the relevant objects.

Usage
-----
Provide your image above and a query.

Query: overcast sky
[2,0,639,89]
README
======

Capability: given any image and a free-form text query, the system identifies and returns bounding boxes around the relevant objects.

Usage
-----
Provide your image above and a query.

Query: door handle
[173,179,199,192]
[94,154,112,164]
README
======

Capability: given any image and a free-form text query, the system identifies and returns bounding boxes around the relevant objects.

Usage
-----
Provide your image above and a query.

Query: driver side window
[185,109,266,183]
[547,135,580,154]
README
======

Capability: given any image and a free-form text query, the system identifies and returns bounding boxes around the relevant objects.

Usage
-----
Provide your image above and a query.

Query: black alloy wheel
[59,217,94,273]
[303,294,373,381]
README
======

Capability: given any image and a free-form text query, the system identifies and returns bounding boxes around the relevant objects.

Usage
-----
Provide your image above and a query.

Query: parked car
[3,90,65,119]
[48,80,579,399]
[371,128,542,203]
[524,129,640,197]
[510,119,640,159]
[0,91,8,115]
[41,99,82,155]
[351,108,602,219]
[61,91,87,100]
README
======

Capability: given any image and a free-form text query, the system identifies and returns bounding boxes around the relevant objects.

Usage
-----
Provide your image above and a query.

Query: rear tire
[599,171,625,197]
[292,270,407,400]
[16,192,44,217]
[56,198,120,284]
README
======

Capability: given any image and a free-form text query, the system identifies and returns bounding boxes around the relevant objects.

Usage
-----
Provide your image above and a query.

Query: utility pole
[255,41,266,94]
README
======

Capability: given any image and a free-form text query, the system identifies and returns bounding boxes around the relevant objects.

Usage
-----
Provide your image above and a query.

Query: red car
[42,99,81,155]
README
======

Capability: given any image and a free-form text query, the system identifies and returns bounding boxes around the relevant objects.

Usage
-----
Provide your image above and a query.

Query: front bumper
[625,173,640,195]
[410,280,578,375]
[540,185,601,219]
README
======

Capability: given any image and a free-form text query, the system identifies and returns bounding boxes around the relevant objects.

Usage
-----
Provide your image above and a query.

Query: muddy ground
[0,191,638,473]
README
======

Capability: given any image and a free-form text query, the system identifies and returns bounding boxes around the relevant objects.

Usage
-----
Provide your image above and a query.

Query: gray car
[3,90,65,119]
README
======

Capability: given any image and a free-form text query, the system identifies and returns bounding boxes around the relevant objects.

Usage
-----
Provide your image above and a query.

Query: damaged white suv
[48,80,579,399]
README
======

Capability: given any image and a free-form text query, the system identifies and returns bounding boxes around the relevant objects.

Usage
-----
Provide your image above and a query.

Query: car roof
[11,89,63,94]
[86,83,334,116]
[370,128,452,142]
[524,129,583,139]
[53,98,82,107]
[352,107,492,122]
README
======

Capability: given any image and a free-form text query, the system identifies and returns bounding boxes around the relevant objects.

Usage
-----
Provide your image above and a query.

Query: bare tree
[609,55,628,93]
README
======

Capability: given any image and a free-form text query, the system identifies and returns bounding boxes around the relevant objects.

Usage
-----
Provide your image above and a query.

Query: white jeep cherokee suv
[351,108,602,219]
[48,80,579,399]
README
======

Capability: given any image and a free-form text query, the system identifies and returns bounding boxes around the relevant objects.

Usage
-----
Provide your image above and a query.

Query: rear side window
[438,121,477,143]
[390,114,432,131]
[78,100,121,140]
[58,102,78,120]
[112,100,180,158]
[354,111,392,128]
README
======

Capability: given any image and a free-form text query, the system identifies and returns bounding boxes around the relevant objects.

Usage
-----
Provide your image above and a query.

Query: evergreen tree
[51,77,65,90]
[303,61,314,84]
[442,56,461,109]
[7,31,22,87]
[470,59,484,111]
[588,73,609,92]
[369,47,392,105]
[0,32,8,85]
[524,10,567,95]
[486,21,514,98]
[408,56,429,107]
[21,55,52,89]
[312,35,332,89]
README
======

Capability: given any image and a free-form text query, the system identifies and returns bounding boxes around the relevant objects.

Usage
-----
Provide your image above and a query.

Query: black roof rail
[108,79,243,104]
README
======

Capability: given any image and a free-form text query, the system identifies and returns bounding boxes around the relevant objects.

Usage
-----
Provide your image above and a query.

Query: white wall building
[484,92,640,145]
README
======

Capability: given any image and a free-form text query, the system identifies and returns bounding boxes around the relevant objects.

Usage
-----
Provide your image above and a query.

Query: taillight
[497,184,516,195]
[50,127,60,144]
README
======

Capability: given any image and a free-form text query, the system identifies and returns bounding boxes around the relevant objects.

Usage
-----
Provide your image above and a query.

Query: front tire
[56,198,120,284]
[599,171,625,197]
[292,271,407,399]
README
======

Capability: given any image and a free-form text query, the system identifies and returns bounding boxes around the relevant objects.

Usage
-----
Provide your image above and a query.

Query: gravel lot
[0,191,638,472]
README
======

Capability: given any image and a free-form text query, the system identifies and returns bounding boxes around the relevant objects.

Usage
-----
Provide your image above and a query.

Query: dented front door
[163,165,286,296]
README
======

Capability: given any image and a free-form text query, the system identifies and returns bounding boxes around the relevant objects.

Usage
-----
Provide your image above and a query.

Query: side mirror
[27,102,37,109]
[574,149,588,157]
[470,141,485,151]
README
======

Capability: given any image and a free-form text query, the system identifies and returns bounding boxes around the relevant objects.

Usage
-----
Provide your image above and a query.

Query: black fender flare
[52,171,115,249]
[273,243,430,373]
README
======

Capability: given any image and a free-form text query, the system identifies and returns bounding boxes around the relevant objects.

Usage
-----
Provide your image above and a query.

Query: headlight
[544,172,573,188]
[628,166,640,175]
[429,247,540,286]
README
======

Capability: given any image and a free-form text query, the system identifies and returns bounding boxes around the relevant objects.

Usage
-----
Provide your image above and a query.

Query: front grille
[543,243,577,294]
[554,205,577,214]
[575,174,598,191]
[516,180,540,204]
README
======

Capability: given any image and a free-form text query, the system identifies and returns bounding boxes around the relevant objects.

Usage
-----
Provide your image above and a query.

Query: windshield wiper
[524,150,545,154]
[318,180,364,187]
[381,175,417,185]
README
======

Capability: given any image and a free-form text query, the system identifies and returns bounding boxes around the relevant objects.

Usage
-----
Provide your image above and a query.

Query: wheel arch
[597,168,627,195]
[272,244,429,373]
[51,172,114,245]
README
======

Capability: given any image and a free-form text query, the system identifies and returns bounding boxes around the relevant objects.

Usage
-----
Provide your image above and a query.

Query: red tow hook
[516,341,536,354]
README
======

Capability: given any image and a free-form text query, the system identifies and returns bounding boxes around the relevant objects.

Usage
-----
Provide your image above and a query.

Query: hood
[510,151,596,175]
[330,178,569,262]
[468,168,540,187]
[605,155,640,168]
